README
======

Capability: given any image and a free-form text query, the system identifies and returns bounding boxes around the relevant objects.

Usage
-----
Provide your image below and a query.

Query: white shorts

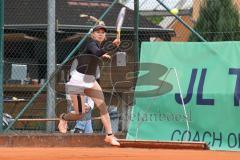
[65,70,95,94]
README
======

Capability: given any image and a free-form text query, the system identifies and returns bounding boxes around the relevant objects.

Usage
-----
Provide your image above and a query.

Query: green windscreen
[127,41,240,151]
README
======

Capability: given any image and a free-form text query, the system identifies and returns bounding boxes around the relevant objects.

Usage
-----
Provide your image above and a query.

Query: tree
[189,0,240,41]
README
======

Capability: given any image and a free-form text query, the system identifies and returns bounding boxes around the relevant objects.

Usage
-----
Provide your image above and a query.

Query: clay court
[0,134,239,160]
[2,1,240,159]
[1,147,240,160]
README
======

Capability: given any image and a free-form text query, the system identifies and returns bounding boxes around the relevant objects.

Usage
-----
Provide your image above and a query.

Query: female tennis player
[58,24,120,146]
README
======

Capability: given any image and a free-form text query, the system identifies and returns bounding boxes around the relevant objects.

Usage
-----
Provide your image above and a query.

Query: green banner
[127,42,240,151]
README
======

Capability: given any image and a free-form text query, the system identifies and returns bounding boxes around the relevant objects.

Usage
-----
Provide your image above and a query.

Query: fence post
[0,0,4,132]
[134,0,139,65]
[46,0,56,132]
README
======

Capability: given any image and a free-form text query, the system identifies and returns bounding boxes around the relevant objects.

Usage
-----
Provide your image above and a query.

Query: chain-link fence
[125,0,240,42]
[2,0,240,133]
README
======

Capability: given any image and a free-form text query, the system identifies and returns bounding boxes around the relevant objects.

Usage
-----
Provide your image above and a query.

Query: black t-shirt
[76,39,106,75]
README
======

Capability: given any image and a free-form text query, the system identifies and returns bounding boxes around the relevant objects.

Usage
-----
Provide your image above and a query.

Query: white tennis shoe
[104,135,120,146]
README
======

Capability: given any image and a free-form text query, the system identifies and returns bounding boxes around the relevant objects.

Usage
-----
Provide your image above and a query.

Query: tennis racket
[116,7,126,40]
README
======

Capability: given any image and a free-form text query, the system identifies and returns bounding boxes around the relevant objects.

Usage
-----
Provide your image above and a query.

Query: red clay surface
[1,147,240,160]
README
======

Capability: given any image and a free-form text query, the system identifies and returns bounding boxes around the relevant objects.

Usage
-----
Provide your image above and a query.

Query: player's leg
[58,94,85,133]
[84,81,120,146]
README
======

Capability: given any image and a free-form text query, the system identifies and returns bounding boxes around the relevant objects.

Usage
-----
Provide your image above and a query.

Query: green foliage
[189,0,240,41]
[146,16,163,25]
